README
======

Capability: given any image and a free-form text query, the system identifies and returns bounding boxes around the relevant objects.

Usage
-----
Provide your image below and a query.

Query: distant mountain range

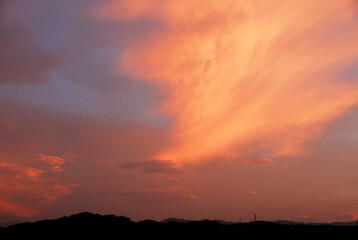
[2,215,357,228]
[274,220,357,226]
[160,218,236,225]
[1,212,357,239]
[2,214,357,228]
[161,217,358,226]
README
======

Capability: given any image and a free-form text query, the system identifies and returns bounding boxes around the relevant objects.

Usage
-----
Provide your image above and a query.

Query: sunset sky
[1,0,358,224]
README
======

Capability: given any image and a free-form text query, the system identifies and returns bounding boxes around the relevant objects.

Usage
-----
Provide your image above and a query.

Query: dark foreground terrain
[0,212,357,239]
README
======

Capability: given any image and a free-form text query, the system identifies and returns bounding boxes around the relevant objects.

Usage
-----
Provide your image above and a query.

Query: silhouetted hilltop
[160,217,190,223]
[326,221,358,226]
[0,220,21,228]
[274,220,305,225]
[0,212,357,239]
[274,219,358,226]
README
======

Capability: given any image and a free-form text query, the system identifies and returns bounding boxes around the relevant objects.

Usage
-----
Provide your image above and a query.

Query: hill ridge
[1,212,357,239]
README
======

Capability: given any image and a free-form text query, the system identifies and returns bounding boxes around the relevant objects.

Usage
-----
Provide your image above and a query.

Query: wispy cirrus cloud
[1,0,358,224]
[94,0,358,165]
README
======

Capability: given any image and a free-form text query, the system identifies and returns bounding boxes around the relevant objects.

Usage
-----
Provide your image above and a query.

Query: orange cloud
[95,1,358,164]
[0,153,78,218]
[0,153,76,181]
[35,153,76,172]
[0,162,44,180]
[36,153,68,166]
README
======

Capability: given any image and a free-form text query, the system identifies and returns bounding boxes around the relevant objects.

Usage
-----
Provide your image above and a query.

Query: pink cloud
[0,161,44,180]
[94,0,358,165]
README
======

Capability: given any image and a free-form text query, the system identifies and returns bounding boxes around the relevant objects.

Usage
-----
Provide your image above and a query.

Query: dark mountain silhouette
[212,219,236,225]
[274,220,358,226]
[0,220,21,228]
[160,217,190,223]
[164,217,358,226]
[0,212,357,239]
[274,220,306,225]
[161,217,235,225]
[325,221,358,226]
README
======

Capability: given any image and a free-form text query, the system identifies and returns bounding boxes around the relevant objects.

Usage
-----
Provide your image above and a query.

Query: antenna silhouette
[254,214,257,221]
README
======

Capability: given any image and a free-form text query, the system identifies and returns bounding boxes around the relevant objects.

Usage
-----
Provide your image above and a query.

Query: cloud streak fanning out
[95,0,358,164]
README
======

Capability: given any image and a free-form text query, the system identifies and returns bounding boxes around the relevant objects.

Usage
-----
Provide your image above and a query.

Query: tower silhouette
[254,214,257,221]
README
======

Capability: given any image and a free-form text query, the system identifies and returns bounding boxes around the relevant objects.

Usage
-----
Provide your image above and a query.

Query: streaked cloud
[95,0,358,165]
